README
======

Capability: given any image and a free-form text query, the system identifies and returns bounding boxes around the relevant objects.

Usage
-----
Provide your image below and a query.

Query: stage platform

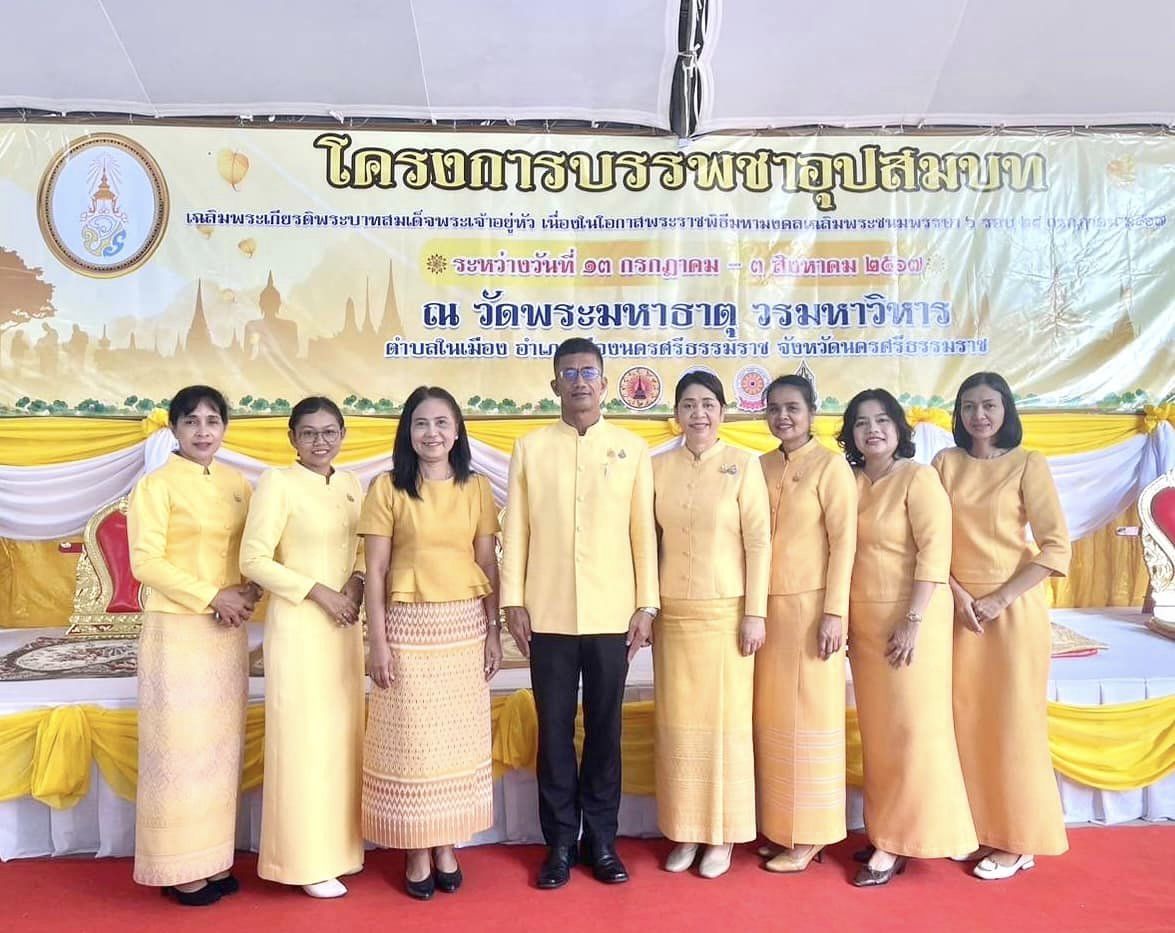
[1,608,1171,860]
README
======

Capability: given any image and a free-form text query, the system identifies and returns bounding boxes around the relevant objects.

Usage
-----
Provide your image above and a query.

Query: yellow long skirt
[654,597,756,844]
[953,582,1068,855]
[362,598,492,849]
[134,612,248,886]
[754,591,846,847]
[849,589,978,857]
[258,600,365,884]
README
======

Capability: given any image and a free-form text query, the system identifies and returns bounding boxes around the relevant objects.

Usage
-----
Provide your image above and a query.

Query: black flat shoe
[208,873,239,896]
[160,883,222,907]
[852,857,908,887]
[536,845,577,889]
[405,871,435,900]
[435,866,463,894]
[852,845,875,864]
[581,843,629,884]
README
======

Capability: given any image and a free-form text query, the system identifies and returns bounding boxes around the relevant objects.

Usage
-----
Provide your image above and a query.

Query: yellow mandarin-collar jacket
[501,418,659,635]
[850,462,952,604]
[760,438,857,618]
[127,455,253,614]
[239,463,365,606]
[653,440,771,618]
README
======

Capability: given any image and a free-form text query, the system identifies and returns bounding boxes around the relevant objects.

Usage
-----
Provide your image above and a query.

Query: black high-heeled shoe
[852,856,908,887]
[160,882,222,906]
[208,873,239,896]
[435,865,463,894]
[405,871,435,900]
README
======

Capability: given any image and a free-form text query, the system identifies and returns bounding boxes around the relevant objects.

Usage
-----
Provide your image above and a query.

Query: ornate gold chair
[1139,469,1175,638]
[65,497,148,638]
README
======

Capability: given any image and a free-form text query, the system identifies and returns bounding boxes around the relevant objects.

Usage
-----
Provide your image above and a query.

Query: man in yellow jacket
[501,337,659,889]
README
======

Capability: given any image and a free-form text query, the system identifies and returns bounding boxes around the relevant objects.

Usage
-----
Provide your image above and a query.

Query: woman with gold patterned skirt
[128,385,259,907]
[359,386,503,900]
[839,389,977,887]
[653,371,771,879]
[239,397,366,899]
[755,374,857,874]
[934,372,1070,881]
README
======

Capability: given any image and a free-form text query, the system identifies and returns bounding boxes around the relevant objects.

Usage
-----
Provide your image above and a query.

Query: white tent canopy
[2,0,1173,133]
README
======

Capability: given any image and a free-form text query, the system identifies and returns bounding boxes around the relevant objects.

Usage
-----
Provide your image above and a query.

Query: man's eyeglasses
[558,366,602,383]
[295,428,341,444]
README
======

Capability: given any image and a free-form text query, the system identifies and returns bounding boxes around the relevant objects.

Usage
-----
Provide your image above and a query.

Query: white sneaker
[302,878,348,898]
[973,854,1035,880]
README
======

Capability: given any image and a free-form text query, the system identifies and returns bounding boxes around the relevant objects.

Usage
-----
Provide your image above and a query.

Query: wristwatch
[639,606,659,619]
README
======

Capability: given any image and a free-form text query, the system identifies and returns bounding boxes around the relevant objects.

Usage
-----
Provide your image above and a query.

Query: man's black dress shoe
[580,842,629,884]
[536,845,577,889]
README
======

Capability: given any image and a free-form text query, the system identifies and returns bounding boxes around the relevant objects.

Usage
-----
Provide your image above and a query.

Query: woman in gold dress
[652,371,771,879]
[838,389,977,886]
[359,386,503,900]
[128,385,260,906]
[755,375,857,873]
[240,397,366,899]
[934,372,1070,881]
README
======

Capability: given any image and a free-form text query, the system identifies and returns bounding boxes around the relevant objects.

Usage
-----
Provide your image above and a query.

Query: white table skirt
[1,609,1171,860]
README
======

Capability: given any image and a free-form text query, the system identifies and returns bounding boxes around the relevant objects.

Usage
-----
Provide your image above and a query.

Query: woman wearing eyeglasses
[240,397,366,899]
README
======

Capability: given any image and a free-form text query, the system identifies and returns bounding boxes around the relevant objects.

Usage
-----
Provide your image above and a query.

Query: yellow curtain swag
[0,411,1162,467]
[1143,404,1175,433]
[2,691,1173,808]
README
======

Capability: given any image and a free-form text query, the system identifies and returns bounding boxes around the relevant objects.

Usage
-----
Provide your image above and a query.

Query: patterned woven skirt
[134,612,248,886]
[362,598,492,849]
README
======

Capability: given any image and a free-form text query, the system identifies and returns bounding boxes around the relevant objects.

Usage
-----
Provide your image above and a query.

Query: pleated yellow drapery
[1,691,1173,808]
[1,410,1167,468]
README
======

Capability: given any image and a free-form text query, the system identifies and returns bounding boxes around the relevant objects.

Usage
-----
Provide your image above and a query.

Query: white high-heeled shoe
[698,844,734,879]
[973,854,1035,880]
[302,878,348,898]
[950,846,993,863]
[664,843,700,873]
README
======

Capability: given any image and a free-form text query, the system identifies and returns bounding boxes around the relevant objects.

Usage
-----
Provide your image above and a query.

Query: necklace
[865,457,900,483]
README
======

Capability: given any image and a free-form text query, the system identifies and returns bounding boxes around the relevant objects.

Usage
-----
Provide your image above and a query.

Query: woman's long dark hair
[392,386,472,499]
[951,371,1023,450]
[837,389,916,467]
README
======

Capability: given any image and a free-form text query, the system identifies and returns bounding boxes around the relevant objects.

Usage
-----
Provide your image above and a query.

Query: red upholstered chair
[66,497,148,638]
[1139,470,1175,639]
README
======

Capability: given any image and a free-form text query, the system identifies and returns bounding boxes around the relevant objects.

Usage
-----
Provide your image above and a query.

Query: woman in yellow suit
[653,371,771,879]
[128,385,260,906]
[934,372,1070,881]
[838,389,977,887]
[755,374,857,873]
[360,386,503,900]
[239,397,366,899]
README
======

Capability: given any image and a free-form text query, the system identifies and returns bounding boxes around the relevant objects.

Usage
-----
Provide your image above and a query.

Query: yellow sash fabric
[3,690,1172,808]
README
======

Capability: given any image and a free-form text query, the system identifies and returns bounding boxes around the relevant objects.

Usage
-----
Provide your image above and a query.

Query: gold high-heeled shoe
[763,845,825,874]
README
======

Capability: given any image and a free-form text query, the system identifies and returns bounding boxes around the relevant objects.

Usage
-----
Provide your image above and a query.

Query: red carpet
[2,829,1172,933]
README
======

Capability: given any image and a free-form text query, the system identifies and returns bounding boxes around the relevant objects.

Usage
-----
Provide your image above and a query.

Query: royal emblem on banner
[37,133,169,278]
[618,365,662,411]
[734,365,770,412]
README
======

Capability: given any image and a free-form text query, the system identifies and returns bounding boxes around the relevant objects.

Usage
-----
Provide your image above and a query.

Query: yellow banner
[0,125,1171,416]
